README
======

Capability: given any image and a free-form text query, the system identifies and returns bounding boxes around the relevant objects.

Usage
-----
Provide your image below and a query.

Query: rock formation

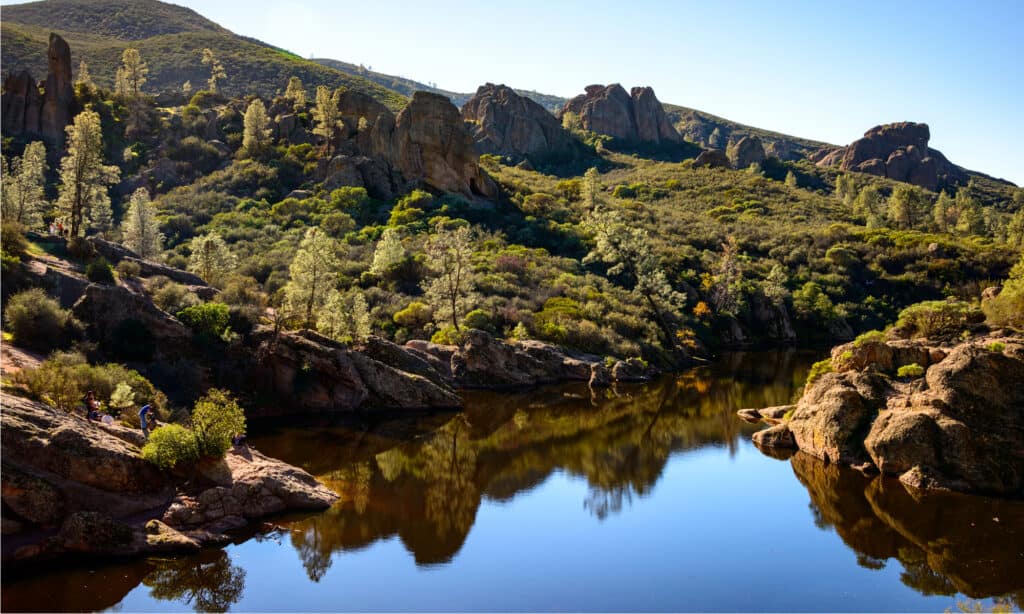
[559,84,681,145]
[461,83,579,163]
[727,135,765,168]
[321,91,497,199]
[1,33,75,147]
[812,122,967,191]
[746,332,1024,496]
[692,149,731,169]
[1,393,338,564]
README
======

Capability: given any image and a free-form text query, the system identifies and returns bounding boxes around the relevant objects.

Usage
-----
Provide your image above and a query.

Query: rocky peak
[559,83,681,145]
[1,32,76,147]
[814,121,966,191]
[727,135,766,168]
[461,83,578,163]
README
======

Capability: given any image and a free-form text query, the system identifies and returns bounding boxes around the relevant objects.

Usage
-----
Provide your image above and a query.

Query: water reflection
[790,452,1024,608]
[269,351,806,573]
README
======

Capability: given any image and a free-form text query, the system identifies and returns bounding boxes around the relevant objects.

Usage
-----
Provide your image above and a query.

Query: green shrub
[1,221,29,259]
[431,325,465,345]
[896,363,925,378]
[191,388,246,458]
[67,237,97,261]
[116,260,142,279]
[85,257,115,283]
[3,288,82,352]
[982,258,1024,329]
[176,302,230,340]
[805,358,833,387]
[141,425,199,471]
[853,330,886,346]
[148,276,200,314]
[896,299,983,338]
[393,301,432,328]
[462,309,494,333]
[14,351,166,414]
[987,342,1006,353]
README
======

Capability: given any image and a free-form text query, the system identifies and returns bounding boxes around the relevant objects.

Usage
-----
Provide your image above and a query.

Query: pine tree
[188,232,237,287]
[583,167,600,210]
[932,191,955,232]
[1007,209,1024,248]
[120,188,164,259]
[114,48,147,97]
[182,80,192,95]
[763,263,790,305]
[240,99,271,159]
[954,187,985,236]
[317,288,372,342]
[284,227,342,328]
[201,48,226,93]
[422,226,477,331]
[74,60,94,94]
[785,171,798,188]
[1,141,48,229]
[369,227,405,275]
[312,85,341,154]
[284,76,306,108]
[55,111,120,237]
[835,174,857,206]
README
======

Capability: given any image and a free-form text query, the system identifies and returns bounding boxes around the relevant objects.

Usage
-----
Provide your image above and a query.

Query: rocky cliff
[812,122,967,191]
[1,392,338,564]
[461,83,580,163]
[745,331,1024,497]
[559,84,681,145]
[1,32,75,148]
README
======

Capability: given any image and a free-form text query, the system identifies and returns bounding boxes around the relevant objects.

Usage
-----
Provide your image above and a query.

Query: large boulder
[462,83,580,163]
[815,122,968,190]
[1,33,75,146]
[559,84,681,144]
[692,149,731,169]
[727,136,765,169]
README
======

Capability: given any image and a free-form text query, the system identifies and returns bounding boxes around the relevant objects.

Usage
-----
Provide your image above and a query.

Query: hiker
[83,391,100,419]
[139,404,154,438]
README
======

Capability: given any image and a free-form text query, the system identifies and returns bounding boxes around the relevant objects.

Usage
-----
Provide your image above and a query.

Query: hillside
[313,57,566,112]
[0,0,407,109]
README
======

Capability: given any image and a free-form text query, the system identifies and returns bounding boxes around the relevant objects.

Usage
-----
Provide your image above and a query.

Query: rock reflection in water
[790,452,1024,608]
[272,350,807,576]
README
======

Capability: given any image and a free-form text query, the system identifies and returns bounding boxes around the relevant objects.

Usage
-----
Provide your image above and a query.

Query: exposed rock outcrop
[1,393,338,564]
[747,332,1024,496]
[461,83,580,163]
[1,33,75,147]
[727,135,765,169]
[692,149,731,169]
[559,84,681,145]
[813,122,968,191]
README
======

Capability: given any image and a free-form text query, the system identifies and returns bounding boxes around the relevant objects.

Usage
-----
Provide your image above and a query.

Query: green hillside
[1,0,407,109]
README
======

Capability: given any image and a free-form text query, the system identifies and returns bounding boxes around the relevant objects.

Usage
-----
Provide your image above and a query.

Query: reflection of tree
[584,486,633,520]
[421,417,479,541]
[143,550,245,612]
[292,523,334,582]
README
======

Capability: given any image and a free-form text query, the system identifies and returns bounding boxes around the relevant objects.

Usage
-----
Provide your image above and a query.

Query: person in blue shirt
[139,404,154,438]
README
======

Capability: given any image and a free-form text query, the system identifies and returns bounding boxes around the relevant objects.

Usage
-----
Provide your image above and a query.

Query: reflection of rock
[791,452,1024,600]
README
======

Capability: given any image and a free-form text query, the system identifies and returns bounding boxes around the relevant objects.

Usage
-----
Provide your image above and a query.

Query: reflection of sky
[114,441,979,612]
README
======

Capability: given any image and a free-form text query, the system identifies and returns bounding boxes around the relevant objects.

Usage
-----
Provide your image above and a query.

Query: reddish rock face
[559,83,681,144]
[727,135,766,169]
[1,33,75,148]
[815,121,966,190]
[461,83,578,162]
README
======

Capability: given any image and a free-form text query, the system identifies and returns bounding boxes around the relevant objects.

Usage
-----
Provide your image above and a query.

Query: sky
[4,0,1022,184]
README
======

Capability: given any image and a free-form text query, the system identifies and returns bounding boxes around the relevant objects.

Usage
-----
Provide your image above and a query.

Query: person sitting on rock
[139,404,154,438]
[83,391,100,420]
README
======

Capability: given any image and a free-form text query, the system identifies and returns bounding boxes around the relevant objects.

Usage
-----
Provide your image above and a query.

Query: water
[4,351,1023,612]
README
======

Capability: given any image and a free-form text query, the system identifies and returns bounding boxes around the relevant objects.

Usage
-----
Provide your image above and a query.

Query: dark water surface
[4,351,1023,612]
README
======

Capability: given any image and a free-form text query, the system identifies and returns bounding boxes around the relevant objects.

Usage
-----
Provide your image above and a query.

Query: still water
[4,351,1023,612]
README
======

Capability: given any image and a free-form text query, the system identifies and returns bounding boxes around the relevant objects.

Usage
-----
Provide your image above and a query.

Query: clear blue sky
[6,0,1022,184]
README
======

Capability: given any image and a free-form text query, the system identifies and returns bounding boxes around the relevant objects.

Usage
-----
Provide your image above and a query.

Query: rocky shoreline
[742,331,1024,497]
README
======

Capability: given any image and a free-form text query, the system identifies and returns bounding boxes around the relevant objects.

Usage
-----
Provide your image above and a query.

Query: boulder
[40,33,74,147]
[72,283,194,357]
[727,136,765,168]
[752,423,795,449]
[1,71,42,137]
[86,237,207,286]
[462,83,580,162]
[692,149,731,169]
[611,357,652,382]
[451,329,592,388]
[273,113,308,144]
[629,86,682,144]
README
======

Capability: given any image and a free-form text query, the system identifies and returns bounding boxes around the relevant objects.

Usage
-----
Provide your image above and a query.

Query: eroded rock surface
[559,84,681,144]
[462,83,580,163]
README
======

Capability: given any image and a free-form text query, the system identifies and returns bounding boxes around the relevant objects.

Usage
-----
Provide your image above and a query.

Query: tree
[317,288,371,342]
[763,263,790,305]
[284,227,342,328]
[369,227,405,275]
[422,226,477,331]
[201,48,226,93]
[954,187,985,236]
[582,203,684,351]
[114,48,147,97]
[120,188,164,259]
[240,99,271,159]
[1006,209,1024,247]
[709,236,743,315]
[188,232,236,287]
[74,60,94,94]
[182,80,192,95]
[785,171,798,188]
[2,141,48,229]
[191,388,246,458]
[284,76,306,108]
[583,167,600,210]
[311,85,341,154]
[835,174,857,206]
[55,111,120,237]
[853,184,885,227]
[932,191,956,232]
[889,184,927,229]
